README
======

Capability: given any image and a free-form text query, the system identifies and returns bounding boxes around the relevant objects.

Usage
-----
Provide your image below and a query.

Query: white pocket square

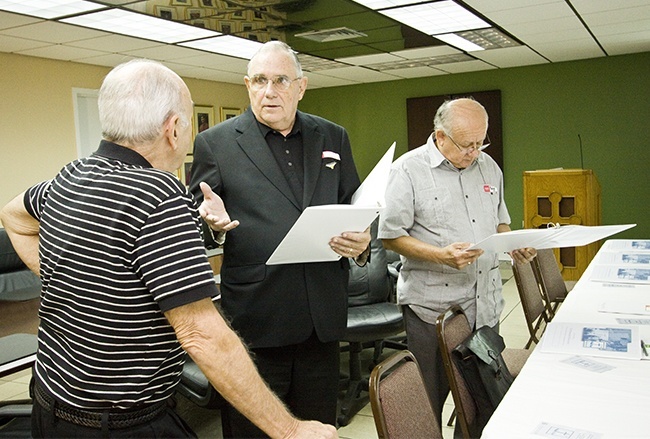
[322,150,340,160]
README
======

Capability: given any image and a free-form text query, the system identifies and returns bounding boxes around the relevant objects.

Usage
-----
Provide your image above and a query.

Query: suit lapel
[301,113,326,209]
[235,111,301,210]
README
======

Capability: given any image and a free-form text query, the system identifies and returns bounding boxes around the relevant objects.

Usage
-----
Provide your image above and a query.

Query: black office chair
[0,229,39,438]
[337,219,405,426]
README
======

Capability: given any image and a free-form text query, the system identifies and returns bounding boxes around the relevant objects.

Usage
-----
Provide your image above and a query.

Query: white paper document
[540,321,642,360]
[599,299,650,316]
[590,266,650,284]
[266,143,395,265]
[468,224,636,254]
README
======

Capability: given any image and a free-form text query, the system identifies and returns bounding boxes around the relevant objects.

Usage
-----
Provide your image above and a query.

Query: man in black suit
[189,41,371,438]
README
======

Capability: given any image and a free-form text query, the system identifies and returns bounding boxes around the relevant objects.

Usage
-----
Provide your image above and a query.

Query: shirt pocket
[415,187,452,228]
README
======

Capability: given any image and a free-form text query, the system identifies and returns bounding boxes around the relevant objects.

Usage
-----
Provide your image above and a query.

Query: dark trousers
[403,305,450,427]
[222,331,340,438]
[32,399,197,439]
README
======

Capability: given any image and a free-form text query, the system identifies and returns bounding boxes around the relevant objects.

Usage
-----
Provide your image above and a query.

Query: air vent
[295,27,367,43]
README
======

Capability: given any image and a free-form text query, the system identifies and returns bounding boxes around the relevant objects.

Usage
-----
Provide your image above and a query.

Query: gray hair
[247,41,303,78]
[99,59,189,146]
[433,97,488,134]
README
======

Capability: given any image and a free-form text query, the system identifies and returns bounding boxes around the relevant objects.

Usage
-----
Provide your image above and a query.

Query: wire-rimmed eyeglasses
[247,74,302,91]
[444,131,491,154]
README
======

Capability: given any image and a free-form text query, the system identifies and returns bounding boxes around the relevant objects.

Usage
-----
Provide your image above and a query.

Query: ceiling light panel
[298,53,348,72]
[180,35,262,60]
[379,1,490,35]
[0,0,103,19]
[457,28,519,50]
[434,33,484,51]
[62,8,217,44]
[352,0,421,9]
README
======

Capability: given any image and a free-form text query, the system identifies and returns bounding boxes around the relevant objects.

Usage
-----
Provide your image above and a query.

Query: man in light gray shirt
[379,97,535,426]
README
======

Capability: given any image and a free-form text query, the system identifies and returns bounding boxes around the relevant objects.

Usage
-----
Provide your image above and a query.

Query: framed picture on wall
[220,107,241,121]
[194,105,214,137]
[177,155,194,187]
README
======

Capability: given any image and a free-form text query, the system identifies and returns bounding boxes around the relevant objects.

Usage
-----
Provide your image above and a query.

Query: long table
[482,239,650,439]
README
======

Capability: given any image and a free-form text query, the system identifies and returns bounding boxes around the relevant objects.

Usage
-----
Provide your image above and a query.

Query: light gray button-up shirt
[379,135,510,328]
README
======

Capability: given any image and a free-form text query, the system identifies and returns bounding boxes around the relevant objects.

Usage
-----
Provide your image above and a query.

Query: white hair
[247,41,303,78]
[433,97,488,134]
[99,59,189,146]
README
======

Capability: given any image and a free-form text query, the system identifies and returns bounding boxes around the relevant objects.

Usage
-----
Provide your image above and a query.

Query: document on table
[539,321,643,360]
[589,246,650,284]
[599,299,650,316]
[467,224,636,254]
[266,143,395,265]
[590,266,650,284]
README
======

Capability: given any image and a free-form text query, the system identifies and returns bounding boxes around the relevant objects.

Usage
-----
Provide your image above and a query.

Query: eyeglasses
[444,131,490,154]
[247,74,302,91]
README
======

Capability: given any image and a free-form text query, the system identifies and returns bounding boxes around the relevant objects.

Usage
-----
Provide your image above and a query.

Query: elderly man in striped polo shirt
[1,59,337,439]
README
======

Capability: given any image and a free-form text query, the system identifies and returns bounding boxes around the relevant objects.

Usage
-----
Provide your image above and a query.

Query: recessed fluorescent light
[380,1,489,35]
[456,28,520,50]
[351,0,419,9]
[0,0,104,19]
[295,27,367,43]
[62,8,217,44]
[434,33,484,52]
[180,35,263,59]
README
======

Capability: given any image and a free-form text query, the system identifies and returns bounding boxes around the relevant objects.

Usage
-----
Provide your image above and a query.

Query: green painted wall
[300,51,650,239]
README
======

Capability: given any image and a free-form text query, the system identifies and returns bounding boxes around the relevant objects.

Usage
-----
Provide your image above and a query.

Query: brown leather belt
[34,382,168,430]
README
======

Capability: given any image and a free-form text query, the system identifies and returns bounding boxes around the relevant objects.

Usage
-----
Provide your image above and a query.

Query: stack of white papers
[540,321,646,360]
[266,143,395,265]
[468,224,636,254]
[589,240,650,284]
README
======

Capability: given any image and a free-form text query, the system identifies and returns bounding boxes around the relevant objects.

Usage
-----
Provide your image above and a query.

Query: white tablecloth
[482,240,650,439]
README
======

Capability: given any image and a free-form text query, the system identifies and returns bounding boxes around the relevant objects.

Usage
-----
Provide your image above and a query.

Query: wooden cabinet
[523,169,601,280]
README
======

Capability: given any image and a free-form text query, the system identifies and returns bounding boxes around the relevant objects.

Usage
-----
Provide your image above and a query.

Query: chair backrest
[512,260,551,347]
[347,218,392,307]
[533,248,573,305]
[369,350,441,439]
[436,305,476,439]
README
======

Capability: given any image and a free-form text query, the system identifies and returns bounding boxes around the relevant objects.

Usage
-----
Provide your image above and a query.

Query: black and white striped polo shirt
[25,140,218,410]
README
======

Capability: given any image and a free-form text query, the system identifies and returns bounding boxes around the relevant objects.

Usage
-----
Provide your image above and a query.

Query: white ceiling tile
[488,2,574,26]
[16,44,106,61]
[74,52,137,67]
[303,71,359,88]
[0,10,41,30]
[308,65,400,83]
[517,26,593,45]
[532,40,606,62]
[335,52,402,66]
[464,0,562,14]
[598,31,650,55]
[502,16,584,37]
[391,44,461,59]
[0,34,51,52]
[471,46,549,68]
[66,34,161,52]
[569,0,650,14]
[0,21,107,44]
[122,44,202,61]
[385,65,448,79]
[176,53,249,73]
[582,5,650,27]
[434,59,496,74]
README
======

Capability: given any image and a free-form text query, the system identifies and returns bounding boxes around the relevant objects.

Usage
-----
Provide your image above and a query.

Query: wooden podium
[523,169,601,280]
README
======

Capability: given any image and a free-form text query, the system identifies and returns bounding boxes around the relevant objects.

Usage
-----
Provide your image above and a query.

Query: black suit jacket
[189,109,361,348]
